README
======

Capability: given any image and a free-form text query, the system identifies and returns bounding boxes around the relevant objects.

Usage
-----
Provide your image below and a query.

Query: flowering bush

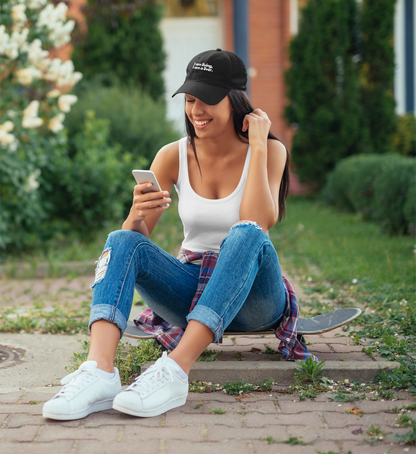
[0,0,82,249]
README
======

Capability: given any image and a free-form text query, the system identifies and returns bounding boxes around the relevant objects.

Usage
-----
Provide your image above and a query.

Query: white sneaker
[42,361,122,420]
[112,352,188,417]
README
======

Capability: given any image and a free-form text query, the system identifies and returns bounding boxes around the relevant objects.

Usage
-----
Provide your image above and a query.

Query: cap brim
[172,80,230,105]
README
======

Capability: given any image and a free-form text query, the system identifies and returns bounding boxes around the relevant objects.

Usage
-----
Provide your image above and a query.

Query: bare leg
[168,320,214,375]
[87,320,120,373]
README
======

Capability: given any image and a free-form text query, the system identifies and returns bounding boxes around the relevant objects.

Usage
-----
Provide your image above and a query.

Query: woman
[43,49,310,421]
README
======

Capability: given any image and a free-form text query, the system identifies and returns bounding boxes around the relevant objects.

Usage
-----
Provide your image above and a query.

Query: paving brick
[164,411,243,427]
[242,400,278,414]
[278,400,347,413]
[84,410,162,427]
[122,425,203,441]
[330,344,367,353]
[165,439,252,454]
[207,425,287,441]
[0,440,74,454]
[233,337,273,346]
[187,393,238,403]
[76,440,160,454]
[20,392,56,404]
[322,410,400,428]
[200,401,242,414]
[251,439,340,454]
[0,425,40,442]
[0,392,25,404]
[0,404,42,415]
[341,440,410,453]
[303,343,333,353]
[37,425,120,442]
[356,399,416,413]
[6,414,81,428]
[246,411,325,428]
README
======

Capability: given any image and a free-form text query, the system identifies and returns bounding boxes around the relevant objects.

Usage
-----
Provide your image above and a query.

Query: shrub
[322,154,416,234]
[394,113,416,156]
[71,0,165,100]
[45,111,146,235]
[372,157,415,234]
[284,0,369,187]
[65,80,179,168]
[0,0,82,250]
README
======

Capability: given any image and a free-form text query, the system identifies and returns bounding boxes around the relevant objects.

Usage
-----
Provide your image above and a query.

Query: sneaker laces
[127,352,174,394]
[55,362,97,399]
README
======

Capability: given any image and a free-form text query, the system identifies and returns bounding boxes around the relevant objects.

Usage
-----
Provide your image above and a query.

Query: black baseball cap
[172,49,247,105]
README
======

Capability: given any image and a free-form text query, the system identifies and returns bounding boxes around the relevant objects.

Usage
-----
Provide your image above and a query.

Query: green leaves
[294,357,327,383]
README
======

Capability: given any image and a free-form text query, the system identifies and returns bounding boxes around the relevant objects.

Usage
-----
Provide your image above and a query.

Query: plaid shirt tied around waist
[134,248,317,362]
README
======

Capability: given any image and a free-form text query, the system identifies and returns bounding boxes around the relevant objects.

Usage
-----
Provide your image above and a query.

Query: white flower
[0,124,15,145]
[48,113,65,133]
[16,67,41,85]
[0,121,14,133]
[58,94,77,112]
[27,39,49,66]
[22,100,43,129]
[352,279,358,284]
[23,100,40,118]
[11,4,27,25]
[46,89,61,98]
[26,0,47,9]
[25,169,41,193]
[22,116,43,128]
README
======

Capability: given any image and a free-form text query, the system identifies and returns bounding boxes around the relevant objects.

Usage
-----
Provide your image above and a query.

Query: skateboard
[124,308,362,341]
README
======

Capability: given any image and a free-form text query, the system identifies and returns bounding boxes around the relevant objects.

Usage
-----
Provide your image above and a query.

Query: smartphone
[132,170,168,206]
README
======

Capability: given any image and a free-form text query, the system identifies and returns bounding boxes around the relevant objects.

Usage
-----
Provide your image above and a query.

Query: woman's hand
[131,182,171,223]
[242,108,271,151]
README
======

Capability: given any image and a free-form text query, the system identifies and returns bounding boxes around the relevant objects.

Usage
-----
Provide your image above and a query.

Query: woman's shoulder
[151,139,183,185]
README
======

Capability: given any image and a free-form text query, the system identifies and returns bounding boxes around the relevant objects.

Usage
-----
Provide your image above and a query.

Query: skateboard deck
[124,307,362,340]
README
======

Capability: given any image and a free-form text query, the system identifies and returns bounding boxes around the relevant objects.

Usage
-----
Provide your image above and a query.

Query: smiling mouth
[194,120,211,126]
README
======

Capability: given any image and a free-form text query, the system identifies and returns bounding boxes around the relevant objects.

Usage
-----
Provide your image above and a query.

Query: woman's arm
[239,109,287,231]
[122,141,179,237]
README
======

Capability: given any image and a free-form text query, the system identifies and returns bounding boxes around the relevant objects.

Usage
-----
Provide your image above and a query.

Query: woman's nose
[192,99,205,115]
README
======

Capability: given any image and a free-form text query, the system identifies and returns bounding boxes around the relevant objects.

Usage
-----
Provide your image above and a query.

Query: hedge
[322,154,416,235]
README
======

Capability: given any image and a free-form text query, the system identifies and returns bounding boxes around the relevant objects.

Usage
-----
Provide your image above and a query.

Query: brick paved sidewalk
[1,272,415,453]
[1,388,415,453]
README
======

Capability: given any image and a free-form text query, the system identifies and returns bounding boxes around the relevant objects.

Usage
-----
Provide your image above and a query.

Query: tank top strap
[176,137,189,188]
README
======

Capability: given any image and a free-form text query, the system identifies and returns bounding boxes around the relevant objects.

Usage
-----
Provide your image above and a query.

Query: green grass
[270,197,414,298]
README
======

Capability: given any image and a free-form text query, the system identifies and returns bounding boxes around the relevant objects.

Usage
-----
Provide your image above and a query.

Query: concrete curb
[142,360,400,384]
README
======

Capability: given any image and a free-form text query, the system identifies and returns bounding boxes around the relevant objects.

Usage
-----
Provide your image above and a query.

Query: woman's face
[185,94,234,138]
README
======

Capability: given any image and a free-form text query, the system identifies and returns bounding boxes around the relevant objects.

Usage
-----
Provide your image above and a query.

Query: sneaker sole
[113,394,187,418]
[43,398,114,420]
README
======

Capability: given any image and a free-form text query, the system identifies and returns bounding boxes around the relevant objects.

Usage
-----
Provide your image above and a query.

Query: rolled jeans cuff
[89,304,127,338]
[186,305,223,342]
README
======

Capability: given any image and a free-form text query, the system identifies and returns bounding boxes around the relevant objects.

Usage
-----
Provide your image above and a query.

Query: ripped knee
[90,248,111,289]
[231,220,262,230]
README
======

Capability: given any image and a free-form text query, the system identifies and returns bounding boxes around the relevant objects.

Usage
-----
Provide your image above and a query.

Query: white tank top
[174,137,251,253]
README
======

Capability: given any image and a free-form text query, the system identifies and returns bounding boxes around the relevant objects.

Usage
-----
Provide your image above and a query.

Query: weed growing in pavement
[316,451,352,454]
[196,349,218,362]
[260,436,278,444]
[221,379,255,396]
[194,403,202,410]
[294,356,327,383]
[260,435,313,446]
[260,378,274,392]
[234,352,245,361]
[363,424,387,445]
[67,339,161,384]
[282,436,312,445]
[209,407,227,414]
[188,380,218,393]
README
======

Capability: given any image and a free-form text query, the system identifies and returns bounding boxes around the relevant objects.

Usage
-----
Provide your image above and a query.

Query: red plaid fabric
[134,248,317,361]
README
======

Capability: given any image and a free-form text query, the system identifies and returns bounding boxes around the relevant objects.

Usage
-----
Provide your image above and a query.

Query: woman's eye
[185,99,195,103]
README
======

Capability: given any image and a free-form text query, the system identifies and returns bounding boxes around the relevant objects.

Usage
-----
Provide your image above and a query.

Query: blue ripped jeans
[89,223,286,342]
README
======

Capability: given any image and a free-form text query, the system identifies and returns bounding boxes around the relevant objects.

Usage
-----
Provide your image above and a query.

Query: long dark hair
[184,89,292,221]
